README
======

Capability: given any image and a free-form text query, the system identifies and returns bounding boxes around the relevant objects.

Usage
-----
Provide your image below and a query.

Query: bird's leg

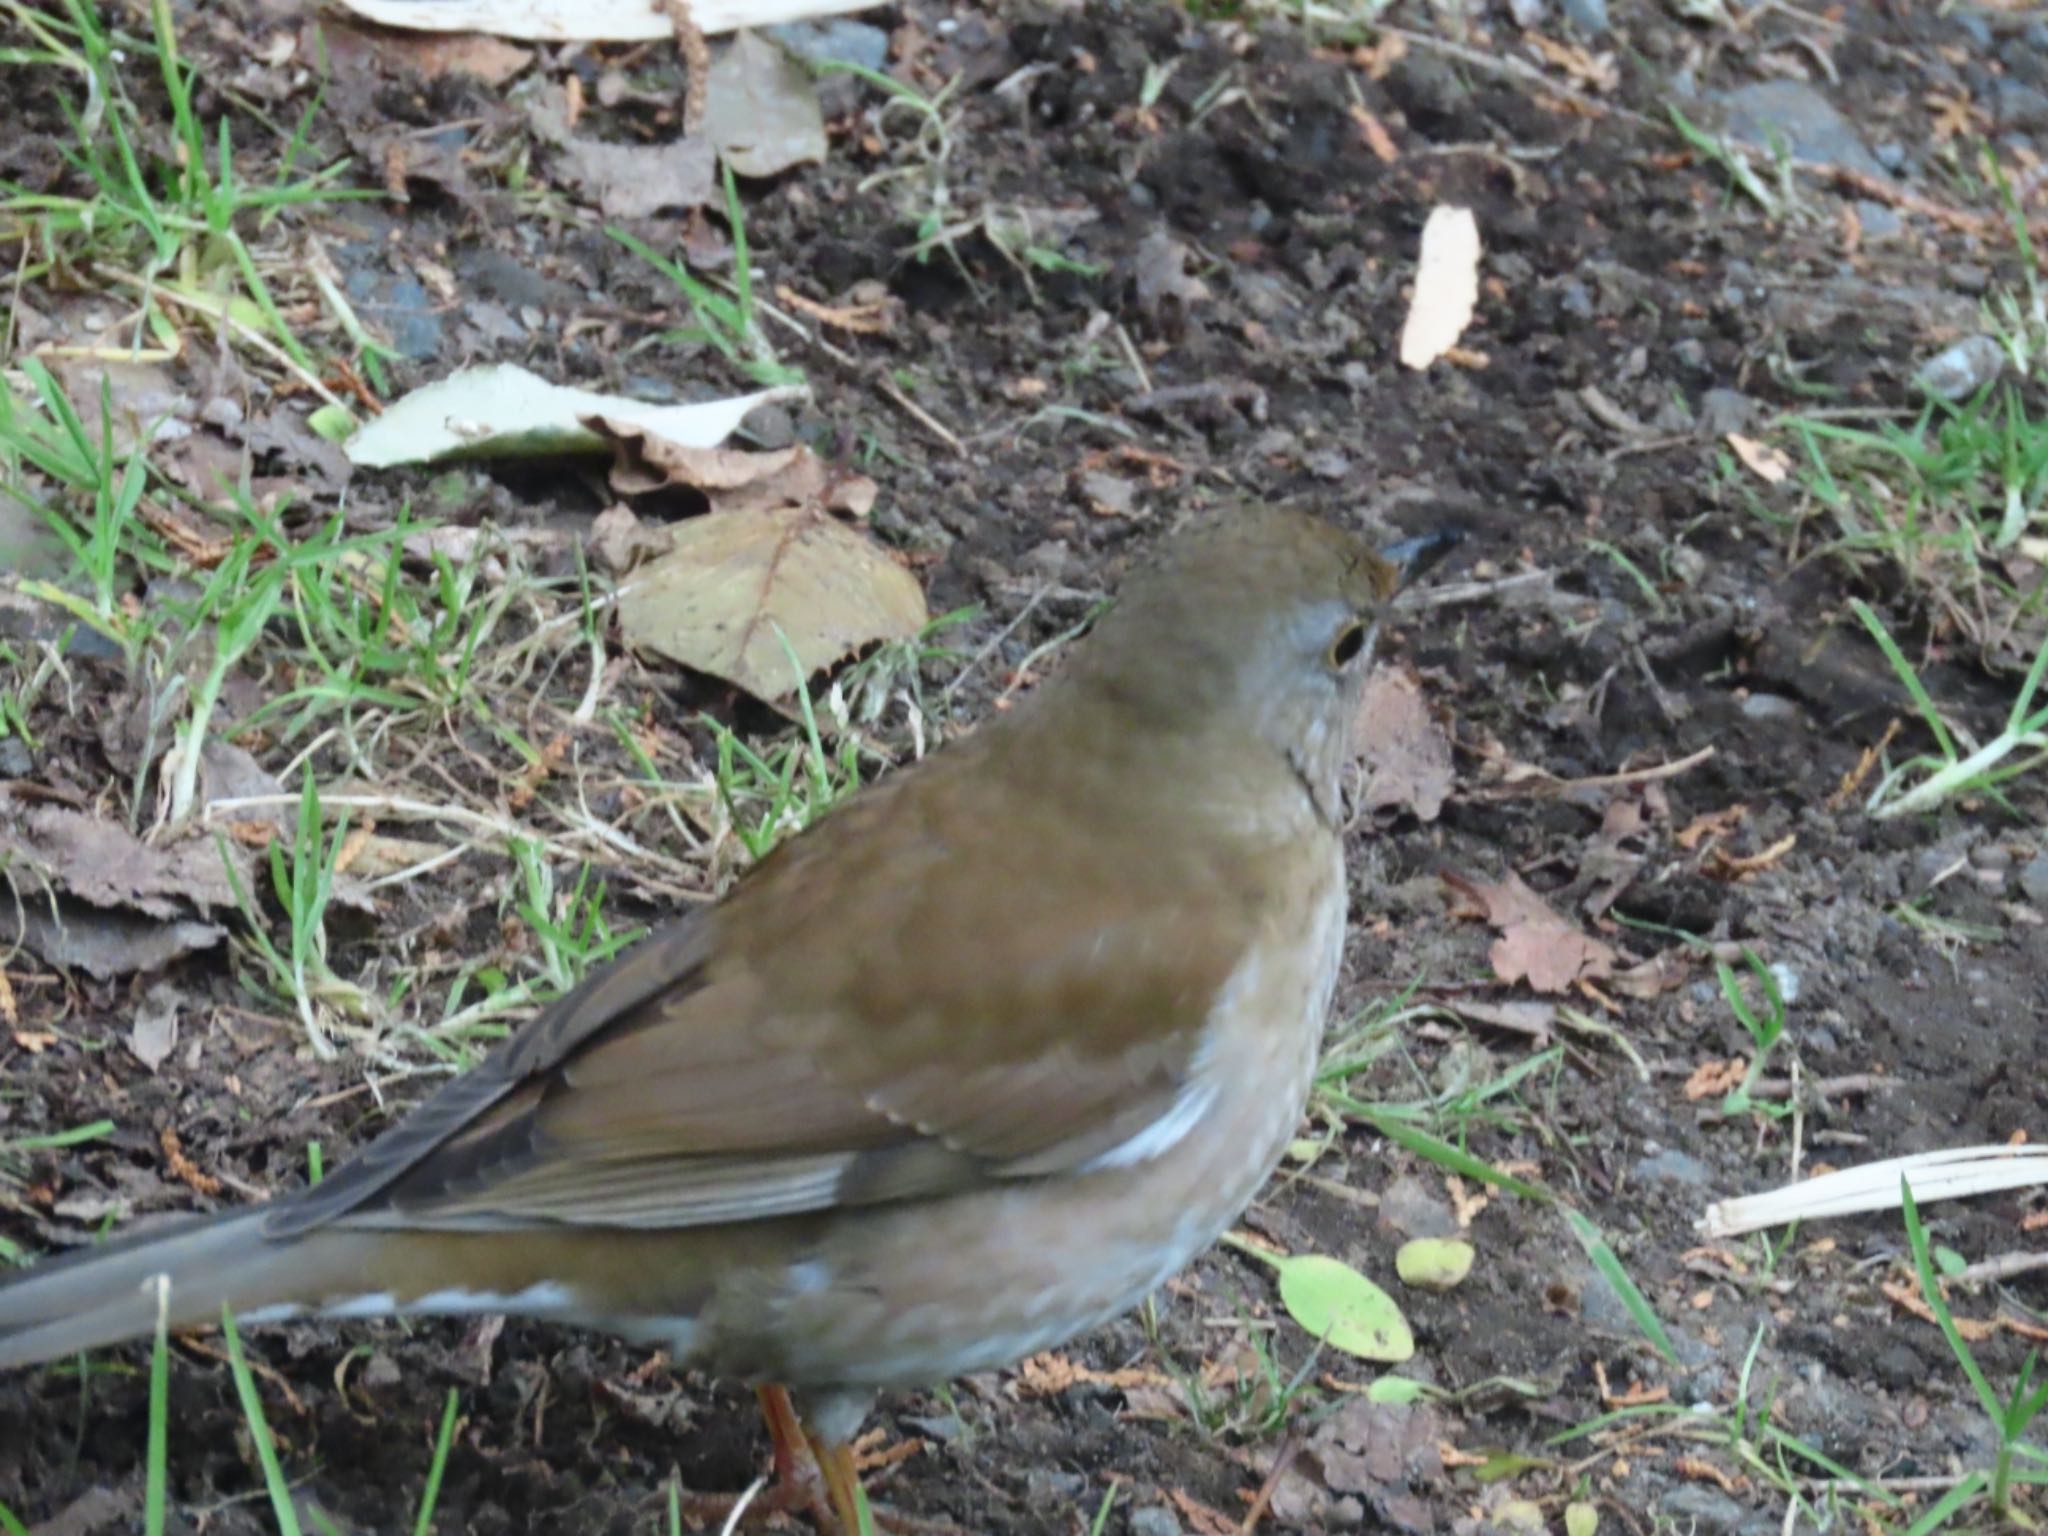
[804,1428,873,1536]
[667,1384,839,1532]
[755,1383,814,1496]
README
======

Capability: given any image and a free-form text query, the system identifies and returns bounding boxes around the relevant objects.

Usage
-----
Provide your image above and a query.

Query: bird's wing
[270,739,1265,1237]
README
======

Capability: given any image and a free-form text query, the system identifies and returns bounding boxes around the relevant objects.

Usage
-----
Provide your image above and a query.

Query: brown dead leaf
[1726,433,1791,485]
[0,785,239,978]
[1448,870,1617,994]
[12,1030,54,1054]
[161,1126,223,1198]
[589,504,676,575]
[1609,947,1691,999]
[1166,1489,1237,1536]
[774,282,897,335]
[1525,34,1620,92]
[598,433,877,518]
[0,966,14,1028]
[1355,664,1453,822]
[1349,101,1400,162]
[1435,996,1555,1042]
[1270,1398,1445,1532]
[567,135,717,217]
[129,982,182,1071]
[611,442,925,703]
[1684,1058,1746,1101]
[1134,228,1212,315]
[1675,803,1748,851]
[1674,1457,1743,1493]
[380,30,533,83]
[1011,1352,1174,1398]
[1705,833,1797,880]
[702,31,827,179]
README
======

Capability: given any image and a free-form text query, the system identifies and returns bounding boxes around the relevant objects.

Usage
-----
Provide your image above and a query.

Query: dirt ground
[2,0,2046,1532]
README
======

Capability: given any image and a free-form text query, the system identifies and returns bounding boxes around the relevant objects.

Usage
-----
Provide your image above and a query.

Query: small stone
[1560,0,1609,33]
[1560,280,1596,320]
[1507,0,1547,25]
[1699,388,1757,436]
[1673,337,1707,371]
[1874,141,1907,171]
[1951,8,1993,48]
[1768,962,1800,1005]
[1975,844,2013,872]
[1378,1174,1461,1239]
[1635,1148,1714,1187]
[1659,1485,1749,1534]
[2020,852,2048,904]
[1854,200,1904,240]
[1715,79,1884,179]
[1740,692,1801,722]
[1873,1341,1922,1389]
[1130,1508,1183,1536]
[1916,335,2006,401]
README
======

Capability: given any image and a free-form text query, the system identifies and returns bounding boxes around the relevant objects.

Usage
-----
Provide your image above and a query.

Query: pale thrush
[0,504,1447,1531]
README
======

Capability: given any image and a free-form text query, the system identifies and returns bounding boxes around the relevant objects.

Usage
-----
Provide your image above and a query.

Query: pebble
[1768,962,1801,1005]
[1130,1508,1183,1536]
[1714,80,1886,180]
[1854,200,1904,240]
[1561,0,1609,32]
[1673,337,1707,372]
[1660,1485,1749,1534]
[1916,335,2006,400]
[1740,692,1801,722]
[1699,388,1758,436]
[1635,1148,1714,1187]
[2020,852,2048,904]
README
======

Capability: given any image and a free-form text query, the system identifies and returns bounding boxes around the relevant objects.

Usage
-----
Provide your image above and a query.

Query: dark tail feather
[0,1209,346,1369]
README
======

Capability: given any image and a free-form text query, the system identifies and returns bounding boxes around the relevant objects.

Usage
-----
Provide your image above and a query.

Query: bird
[0,503,1452,1533]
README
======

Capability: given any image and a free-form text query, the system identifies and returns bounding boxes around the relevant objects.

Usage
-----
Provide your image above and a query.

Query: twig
[1397,569,1554,610]
[878,377,965,455]
[1950,1250,2048,1286]
[1470,745,1716,801]
[1238,1431,1301,1534]
[1377,24,1656,128]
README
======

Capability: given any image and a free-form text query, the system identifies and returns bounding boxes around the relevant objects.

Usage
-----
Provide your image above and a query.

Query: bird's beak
[1379,528,1464,589]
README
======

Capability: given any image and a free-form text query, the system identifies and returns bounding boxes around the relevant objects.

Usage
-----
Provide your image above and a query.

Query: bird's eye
[1328,620,1368,669]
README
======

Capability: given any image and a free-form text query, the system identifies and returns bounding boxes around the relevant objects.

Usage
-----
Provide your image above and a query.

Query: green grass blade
[220,1306,304,1536]
[1562,1207,1678,1364]
[146,1275,170,1536]
[411,1388,461,1536]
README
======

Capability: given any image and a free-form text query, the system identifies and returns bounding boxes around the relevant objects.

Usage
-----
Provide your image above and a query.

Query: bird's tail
[0,1208,356,1369]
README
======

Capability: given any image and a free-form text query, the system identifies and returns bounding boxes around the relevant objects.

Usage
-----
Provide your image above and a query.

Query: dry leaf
[613,444,925,703]
[1399,206,1482,370]
[1684,1058,1746,1100]
[129,982,183,1071]
[1449,869,1617,994]
[559,134,717,217]
[704,31,827,178]
[1676,803,1748,851]
[1355,664,1452,821]
[1726,433,1791,485]
[330,0,880,43]
[599,434,876,517]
